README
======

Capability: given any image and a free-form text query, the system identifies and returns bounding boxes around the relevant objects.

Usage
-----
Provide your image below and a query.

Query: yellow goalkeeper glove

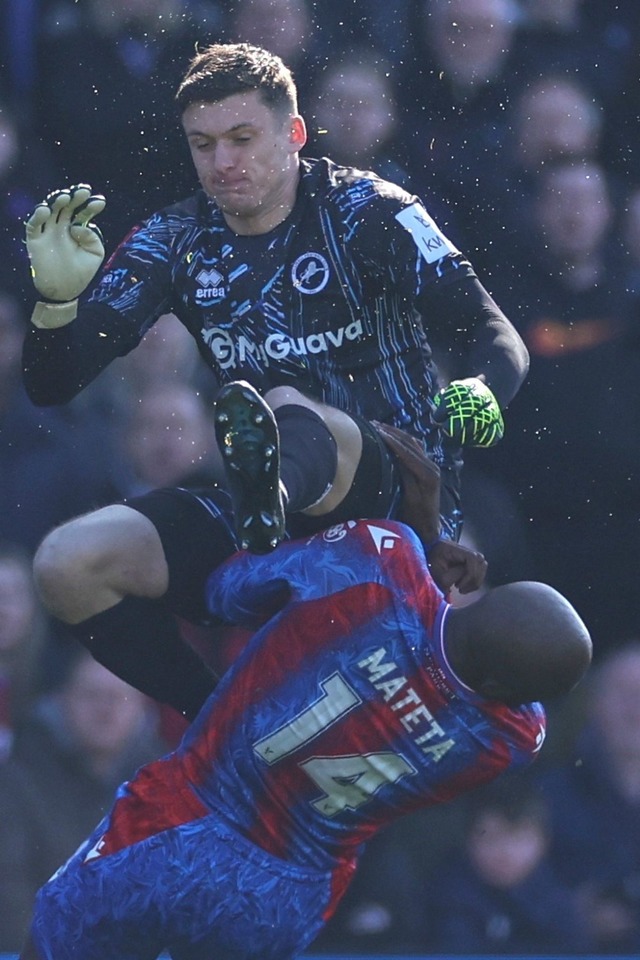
[25,184,106,329]
[432,378,504,447]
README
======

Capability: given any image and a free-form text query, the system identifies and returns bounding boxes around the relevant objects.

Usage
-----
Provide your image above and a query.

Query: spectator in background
[400,0,524,254]
[0,290,117,553]
[307,0,416,67]
[305,48,414,190]
[115,382,223,497]
[512,160,621,330]
[0,87,57,299]
[599,25,640,189]
[1,0,83,111]
[64,311,216,447]
[514,0,635,104]
[110,312,215,410]
[400,0,631,266]
[308,818,431,954]
[0,647,165,954]
[484,159,640,647]
[621,184,640,303]
[472,72,606,280]
[222,0,324,111]
[539,642,640,954]
[513,74,603,171]
[428,777,590,954]
[34,0,226,245]
[414,0,518,96]
[0,541,48,763]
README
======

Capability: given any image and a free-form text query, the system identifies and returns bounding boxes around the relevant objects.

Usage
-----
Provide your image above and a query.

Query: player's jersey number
[253,672,415,817]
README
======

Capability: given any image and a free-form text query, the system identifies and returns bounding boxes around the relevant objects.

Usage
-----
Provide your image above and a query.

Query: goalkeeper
[22,44,528,722]
[25,184,520,549]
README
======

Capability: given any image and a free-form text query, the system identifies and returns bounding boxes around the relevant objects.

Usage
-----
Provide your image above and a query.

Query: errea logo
[196,267,226,301]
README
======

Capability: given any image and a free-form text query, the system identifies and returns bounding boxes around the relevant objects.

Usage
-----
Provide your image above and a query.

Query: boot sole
[214,381,285,553]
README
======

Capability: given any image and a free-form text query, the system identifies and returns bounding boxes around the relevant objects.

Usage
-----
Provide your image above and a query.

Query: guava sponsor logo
[202,319,363,369]
[203,327,235,366]
[195,267,226,301]
[291,252,330,294]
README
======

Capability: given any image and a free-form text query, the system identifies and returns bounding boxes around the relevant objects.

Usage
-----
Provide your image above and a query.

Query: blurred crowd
[0,0,639,953]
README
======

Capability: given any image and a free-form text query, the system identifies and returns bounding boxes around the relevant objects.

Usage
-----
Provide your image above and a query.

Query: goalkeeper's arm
[25,184,106,329]
[23,184,145,406]
[427,275,529,408]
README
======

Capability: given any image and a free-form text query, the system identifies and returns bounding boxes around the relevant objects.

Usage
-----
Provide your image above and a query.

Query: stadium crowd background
[1,0,640,954]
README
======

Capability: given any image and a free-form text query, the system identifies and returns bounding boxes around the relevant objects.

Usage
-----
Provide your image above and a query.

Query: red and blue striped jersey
[98,520,545,891]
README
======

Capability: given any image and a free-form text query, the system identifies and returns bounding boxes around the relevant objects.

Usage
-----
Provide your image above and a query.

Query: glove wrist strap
[31,299,78,329]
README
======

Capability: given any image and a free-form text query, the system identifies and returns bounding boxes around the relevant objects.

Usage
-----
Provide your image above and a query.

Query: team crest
[291,252,330,294]
[323,521,357,543]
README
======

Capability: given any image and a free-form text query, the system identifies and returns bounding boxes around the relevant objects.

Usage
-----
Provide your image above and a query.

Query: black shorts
[124,425,462,625]
[286,417,462,541]
[124,485,238,625]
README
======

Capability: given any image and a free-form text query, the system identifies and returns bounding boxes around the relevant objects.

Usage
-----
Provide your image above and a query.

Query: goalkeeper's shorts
[124,451,462,627]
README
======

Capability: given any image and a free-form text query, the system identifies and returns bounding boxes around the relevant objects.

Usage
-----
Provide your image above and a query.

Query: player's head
[445,581,592,706]
[176,43,306,230]
[176,42,300,118]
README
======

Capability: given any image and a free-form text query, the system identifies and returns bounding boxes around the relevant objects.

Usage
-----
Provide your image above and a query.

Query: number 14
[253,672,415,817]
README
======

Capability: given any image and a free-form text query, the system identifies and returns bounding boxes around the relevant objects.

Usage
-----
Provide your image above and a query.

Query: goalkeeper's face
[182,90,307,233]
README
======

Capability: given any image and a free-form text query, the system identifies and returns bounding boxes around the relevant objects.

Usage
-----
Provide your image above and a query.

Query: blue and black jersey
[23,158,527,473]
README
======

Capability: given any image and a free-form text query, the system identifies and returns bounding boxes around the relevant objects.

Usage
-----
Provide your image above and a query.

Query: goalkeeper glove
[25,184,106,329]
[432,377,504,447]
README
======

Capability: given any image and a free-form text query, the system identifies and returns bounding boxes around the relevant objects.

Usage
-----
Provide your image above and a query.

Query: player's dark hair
[176,42,298,117]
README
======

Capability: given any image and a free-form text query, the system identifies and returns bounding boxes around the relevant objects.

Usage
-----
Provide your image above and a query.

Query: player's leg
[34,504,169,622]
[27,808,335,960]
[33,488,238,719]
[282,392,464,543]
[214,381,398,552]
[266,385,363,515]
[25,815,166,960]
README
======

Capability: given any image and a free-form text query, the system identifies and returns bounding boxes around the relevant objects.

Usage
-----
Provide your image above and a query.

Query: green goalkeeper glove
[432,377,504,447]
[25,184,106,329]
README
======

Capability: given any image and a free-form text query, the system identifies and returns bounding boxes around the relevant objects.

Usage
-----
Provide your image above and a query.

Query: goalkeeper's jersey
[95,520,545,886]
[24,158,487,468]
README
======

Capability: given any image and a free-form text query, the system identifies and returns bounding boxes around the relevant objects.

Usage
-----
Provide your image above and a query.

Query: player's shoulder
[142,189,218,233]
[301,156,416,213]
[315,518,423,557]
[114,191,221,258]
[491,700,547,762]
